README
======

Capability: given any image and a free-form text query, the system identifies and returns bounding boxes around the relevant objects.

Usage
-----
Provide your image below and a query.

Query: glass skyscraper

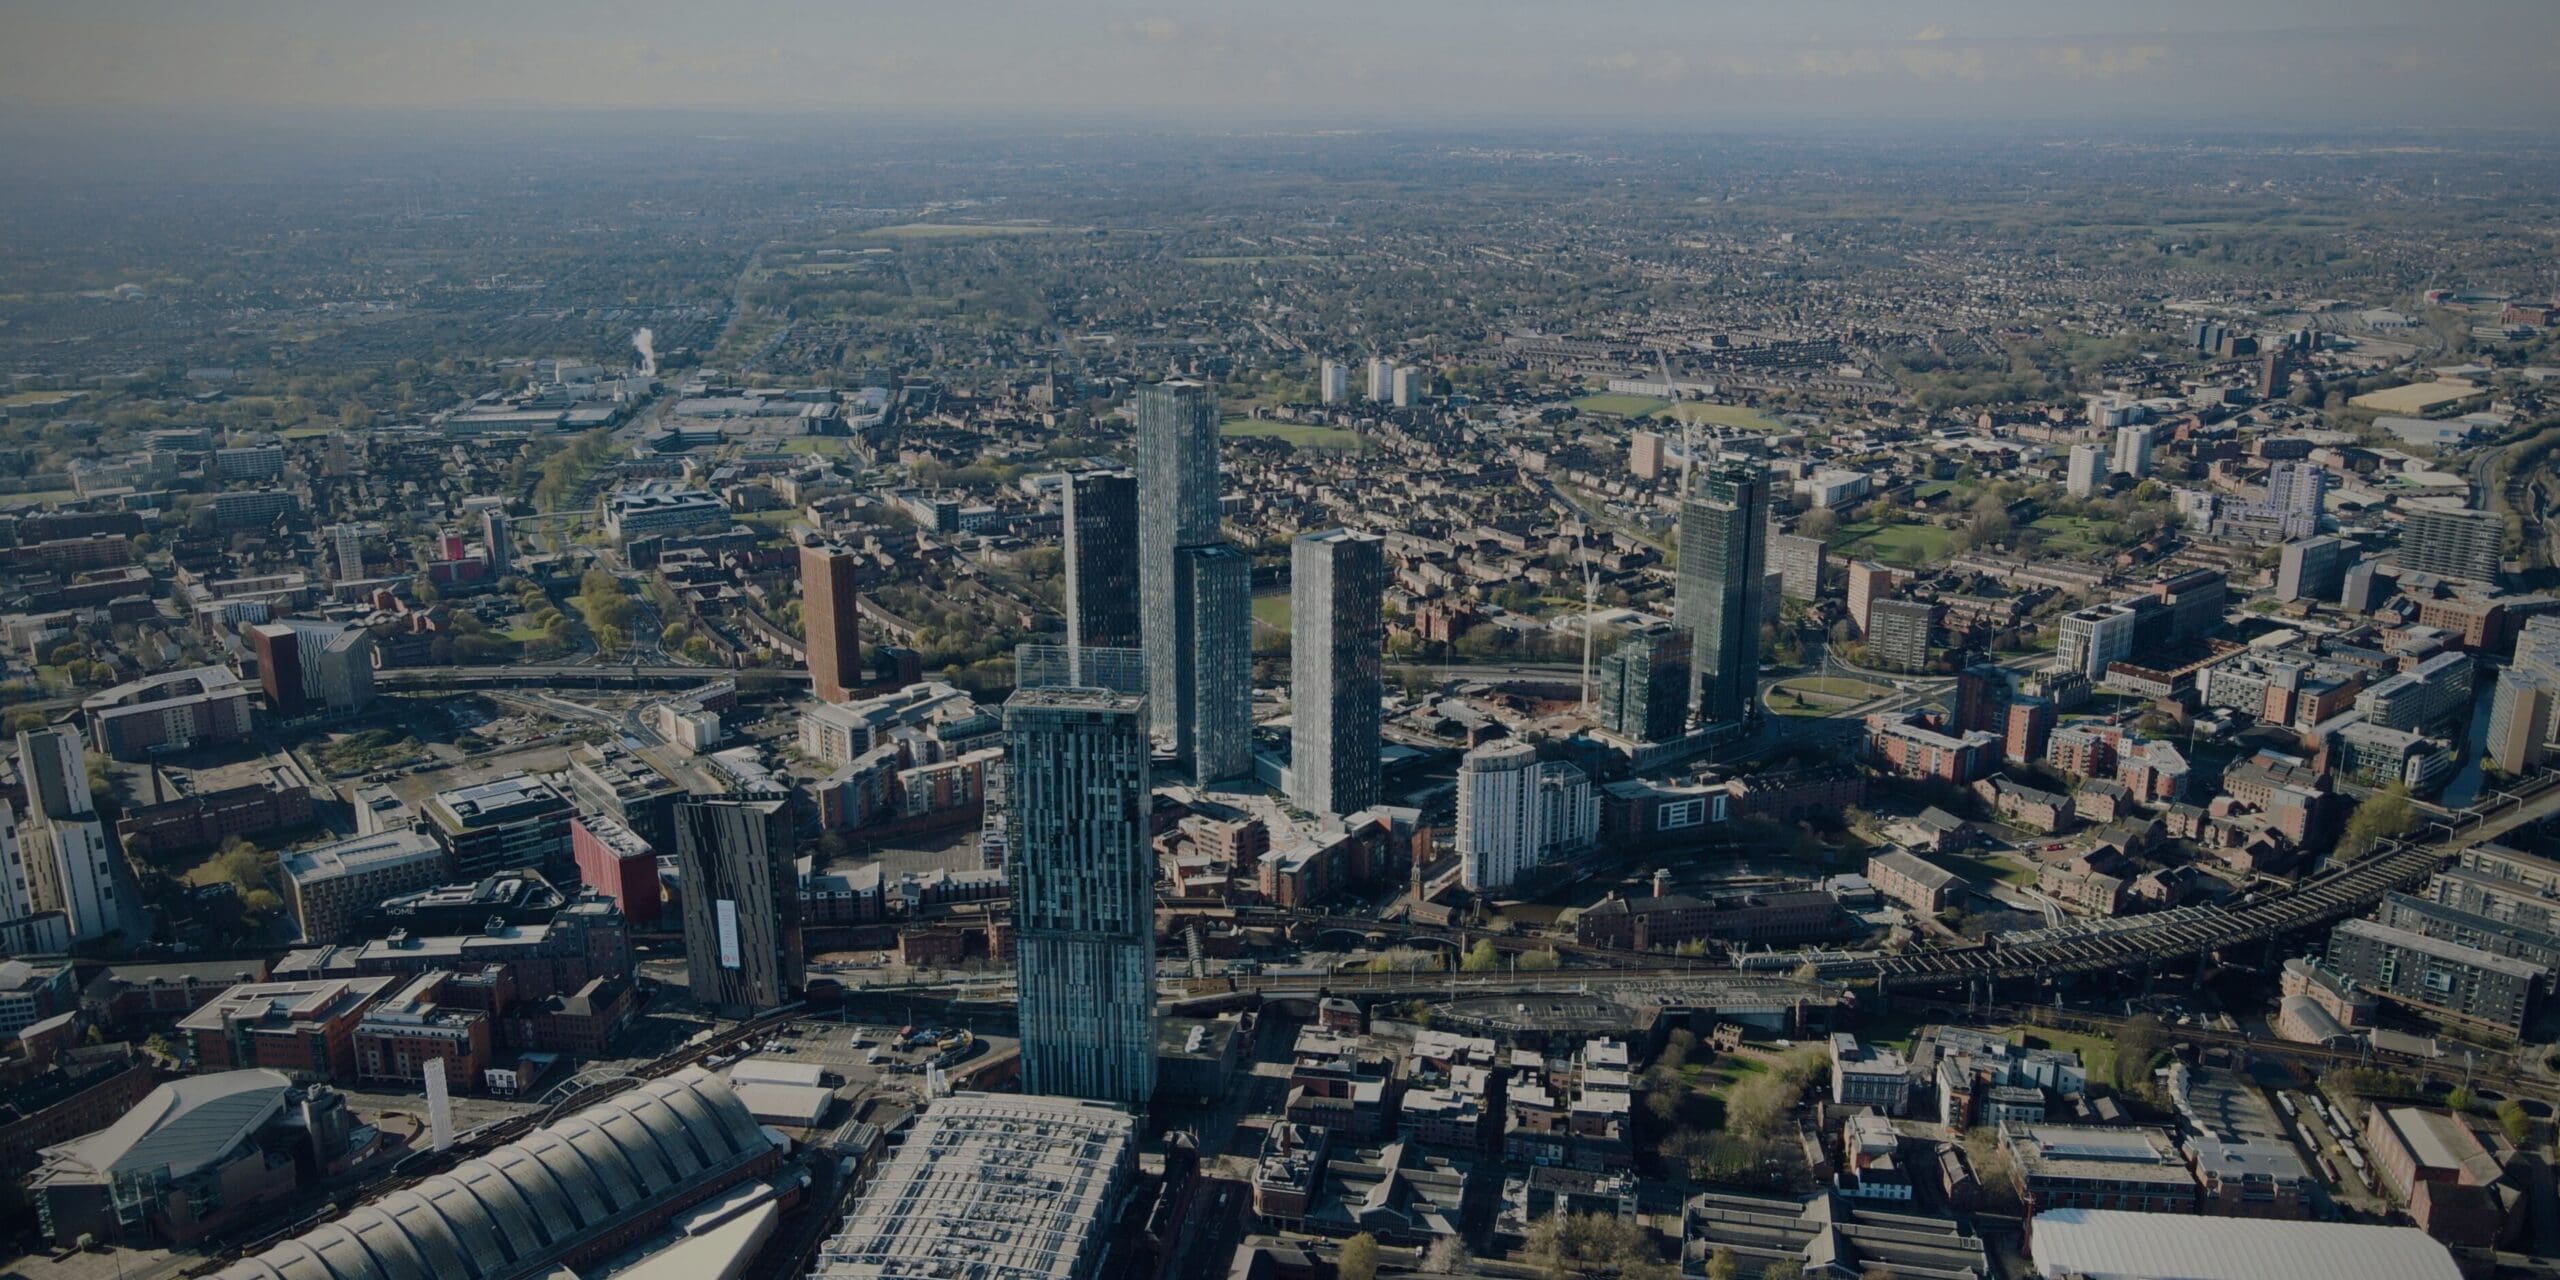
[1675,456,1769,725]
[1005,686,1157,1105]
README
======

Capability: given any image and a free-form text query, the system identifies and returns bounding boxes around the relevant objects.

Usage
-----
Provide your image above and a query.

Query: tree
[1461,939,1501,973]
[2339,782,2419,858]
[144,1033,175,1061]
[2113,1015,2167,1096]
[1760,1263,1807,1280]
[1963,1126,2024,1215]
[1336,1233,1381,1280]
[2498,1098,2530,1145]
[1705,1246,1742,1280]
[2446,1084,2476,1114]
[1421,1236,1471,1273]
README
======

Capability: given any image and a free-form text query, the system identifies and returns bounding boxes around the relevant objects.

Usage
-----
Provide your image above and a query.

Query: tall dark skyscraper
[1064,469,1141,651]
[674,796,801,1016]
[1006,686,1156,1105]
[1675,456,1769,725]
[1135,380,1251,781]
[1288,529,1385,817]
[800,541,864,703]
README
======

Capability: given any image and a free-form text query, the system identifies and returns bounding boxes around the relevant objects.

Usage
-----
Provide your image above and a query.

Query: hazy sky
[4,0,2557,129]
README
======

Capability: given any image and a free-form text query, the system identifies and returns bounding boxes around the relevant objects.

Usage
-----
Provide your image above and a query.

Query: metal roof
[2030,1208,2460,1280]
[209,1069,773,1280]
[41,1069,292,1181]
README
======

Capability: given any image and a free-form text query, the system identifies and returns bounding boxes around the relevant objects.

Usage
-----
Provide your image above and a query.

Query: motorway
[1825,770,2560,988]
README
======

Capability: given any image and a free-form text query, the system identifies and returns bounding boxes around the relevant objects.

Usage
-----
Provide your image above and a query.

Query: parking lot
[713,1016,1019,1123]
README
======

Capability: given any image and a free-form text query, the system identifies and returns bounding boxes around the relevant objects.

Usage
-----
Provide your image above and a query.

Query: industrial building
[2028,1208,2459,1280]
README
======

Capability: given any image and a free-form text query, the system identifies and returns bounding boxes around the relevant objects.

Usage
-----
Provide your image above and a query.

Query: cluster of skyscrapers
[1018,380,1400,1105]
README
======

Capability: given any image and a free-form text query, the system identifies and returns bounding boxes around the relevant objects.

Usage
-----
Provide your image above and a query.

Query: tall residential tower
[674,796,801,1016]
[1288,529,1386,818]
[1006,686,1157,1105]
[1675,457,1770,724]
[1064,470,1141,652]
[800,542,864,703]
[1136,381,1251,782]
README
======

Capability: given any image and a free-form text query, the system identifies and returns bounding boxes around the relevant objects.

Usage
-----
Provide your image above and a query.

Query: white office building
[2056,603,2139,682]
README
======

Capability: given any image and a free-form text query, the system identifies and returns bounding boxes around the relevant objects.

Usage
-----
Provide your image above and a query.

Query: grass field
[1837,521,1957,565]
[1934,848,2037,888]
[2029,513,2107,556]
[779,437,852,455]
[1570,393,1672,418]
[1221,418,1367,451]
[855,222,1077,240]
[1249,596,1290,650]
[1765,676,1893,716]
[1664,402,1786,432]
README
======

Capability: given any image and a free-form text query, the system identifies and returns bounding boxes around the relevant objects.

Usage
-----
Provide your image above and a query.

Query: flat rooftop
[811,1092,1133,1280]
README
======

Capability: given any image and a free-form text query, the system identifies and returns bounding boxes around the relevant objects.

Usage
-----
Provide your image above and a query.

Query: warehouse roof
[2030,1208,2459,1280]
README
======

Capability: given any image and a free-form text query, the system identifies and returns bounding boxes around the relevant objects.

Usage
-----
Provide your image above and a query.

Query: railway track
[1824,772,2560,989]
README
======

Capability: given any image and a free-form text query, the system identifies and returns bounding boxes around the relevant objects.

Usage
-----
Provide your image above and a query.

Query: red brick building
[179,976,395,1082]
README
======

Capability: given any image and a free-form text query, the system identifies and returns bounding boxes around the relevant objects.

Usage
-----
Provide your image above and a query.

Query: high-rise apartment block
[1367,358,1395,403]
[2113,423,2158,478]
[675,796,801,1016]
[12,727,122,944]
[2399,505,2504,584]
[1846,560,1894,637]
[1629,431,1665,483]
[1320,360,1349,405]
[1137,381,1251,783]
[1006,687,1156,1105]
[1288,530,1386,818]
[248,619,375,718]
[1456,740,1596,892]
[1770,530,1827,601]
[1676,457,1769,725]
[1064,470,1141,652]
[2065,444,2107,498]
[800,541,865,703]
[1866,599,1935,674]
